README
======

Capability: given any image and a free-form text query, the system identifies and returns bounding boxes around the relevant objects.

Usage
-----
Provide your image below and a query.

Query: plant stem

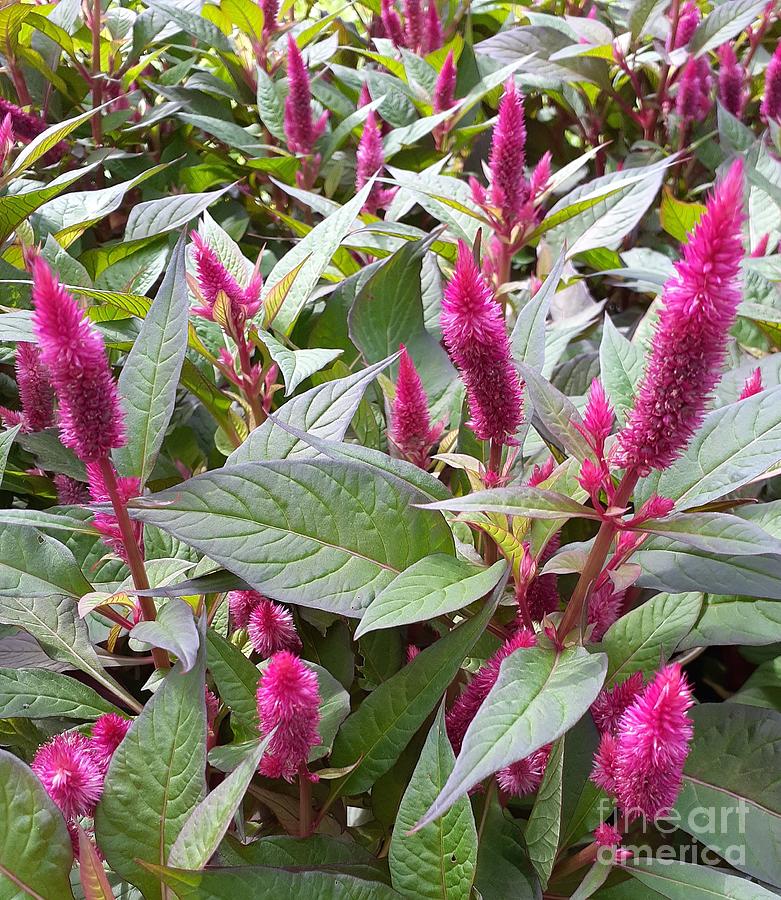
[551,841,599,881]
[299,766,312,837]
[97,457,170,670]
[556,469,639,641]
[483,440,504,566]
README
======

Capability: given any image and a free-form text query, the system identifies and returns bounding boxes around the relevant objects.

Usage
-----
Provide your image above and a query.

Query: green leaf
[602,592,702,684]
[131,599,198,671]
[659,190,706,243]
[0,167,91,243]
[355,557,507,638]
[638,385,781,509]
[6,105,106,178]
[76,823,115,900]
[0,749,75,900]
[416,646,607,828]
[525,737,565,889]
[690,0,767,55]
[388,704,478,899]
[519,364,594,462]
[147,0,233,50]
[226,355,398,463]
[474,797,540,899]
[0,668,120,719]
[0,526,91,597]
[598,316,644,424]
[627,0,667,38]
[255,67,286,142]
[421,487,598,520]
[95,649,208,899]
[672,703,781,888]
[625,858,779,899]
[168,731,271,870]
[510,250,566,372]
[330,585,502,795]
[224,833,386,874]
[114,234,189,485]
[559,714,605,848]
[637,511,781,556]
[206,629,259,734]
[678,593,781,651]
[0,425,20,483]
[124,187,232,242]
[130,458,454,617]
[255,330,341,396]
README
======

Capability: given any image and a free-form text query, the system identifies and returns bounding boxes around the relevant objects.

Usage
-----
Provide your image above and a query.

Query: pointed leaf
[255,330,341,396]
[420,487,598,520]
[525,737,565,889]
[131,598,198,672]
[598,316,644,424]
[625,858,779,899]
[0,668,121,720]
[77,825,114,900]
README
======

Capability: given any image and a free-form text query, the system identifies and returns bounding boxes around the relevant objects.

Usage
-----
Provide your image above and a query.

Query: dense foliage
[0,0,781,896]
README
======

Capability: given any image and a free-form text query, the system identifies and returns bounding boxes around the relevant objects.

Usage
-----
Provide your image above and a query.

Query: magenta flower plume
[381,0,406,47]
[423,0,442,53]
[228,589,264,628]
[496,745,550,796]
[672,1,700,48]
[446,629,536,754]
[739,367,763,400]
[441,242,524,444]
[676,56,713,123]
[260,0,279,36]
[489,80,530,231]
[90,713,131,773]
[432,51,457,114]
[190,232,262,324]
[86,462,141,562]
[526,534,560,622]
[389,346,443,468]
[403,0,424,50]
[718,44,747,118]
[587,582,624,641]
[614,160,745,474]
[32,733,103,820]
[594,822,623,848]
[32,259,125,463]
[578,379,614,449]
[0,98,67,163]
[54,474,89,506]
[15,342,55,432]
[529,151,552,205]
[355,111,396,215]
[256,651,321,781]
[761,41,781,120]
[591,671,644,735]
[248,598,301,657]
[284,37,328,155]
[0,113,14,167]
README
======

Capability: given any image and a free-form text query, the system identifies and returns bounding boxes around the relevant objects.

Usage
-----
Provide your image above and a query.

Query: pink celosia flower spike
[228,589,264,628]
[591,671,644,735]
[31,259,125,463]
[355,111,396,215]
[0,98,67,162]
[86,462,142,562]
[718,44,747,118]
[761,41,781,120]
[15,342,55,432]
[672,1,700,48]
[90,713,131,774]
[489,80,529,231]
[594,822,623,848]
[260,0,279,36]
[247,597,302,657]
[432,50,457,114]
[441,242,524,445]
[496,745,550,796]
[32,732,103,821]
[0,113,14,167]
[403,0,425,50]
[53,474,89,506]
[380,0,406,47]
[614,160,745,474]
[256,651,321,781]
[739,367,763,400]
[675,57,713,123]
[423,0,442,53]
[389,346,443,468]
[284,36,328,155]
[190,232,262,325]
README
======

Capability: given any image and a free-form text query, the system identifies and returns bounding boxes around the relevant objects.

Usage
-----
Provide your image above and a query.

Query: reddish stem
[298,766,312,837]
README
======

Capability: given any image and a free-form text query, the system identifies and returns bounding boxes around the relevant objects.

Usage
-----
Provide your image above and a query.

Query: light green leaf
[625,858,779,899]
[0,526,91,596]
[599,315,644,423]
[148,0,232,51]
[389,704,478,899]
[510,250,567,372]
[255,67,286,142]
[637,511,781,556]
[421,487,598,520]
[131,599,198,671]
[124,187,232,242]
[0,425,20,483]
[690,0,767,55]
[6,105,106,178]
[519,364,594,462]
[255,330,341,396]
[206,629,259,734]
[0,668,121,720]
[659,190,706,243]
[525,737,564,889]
[678,594,781,651]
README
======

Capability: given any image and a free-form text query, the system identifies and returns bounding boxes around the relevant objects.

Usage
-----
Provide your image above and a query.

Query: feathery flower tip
[676,56,713,123]
[423,0,443,53]
[673,1,700,48]
[228,589,264,629]
[432,51,457,114]
[247,598,302,657]
[496,745,550,796]
[591,671,644,735]
[32,732,103,820]
[31,259,125,462]
[739,367,763,400]
[762,42,781,120]
[380,0,406,47]
[91,714,131,772]
[256,651,321,781]
[489,81,529,229]
[284,37,327,155]
[594,822,623,848]
[718,44,746,118]
[15,342,55,432]
[390,346,441,467]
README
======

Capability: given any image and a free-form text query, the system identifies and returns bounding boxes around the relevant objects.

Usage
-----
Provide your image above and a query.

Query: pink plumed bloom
[446,629,536,754]
[761,41,781,120]
[613,160,745,474]
[591,671,644,735]
[630,494,676,527]
[86,462,142,562]
[591,731,619,794]
[381,0,406,47]
[53,474,89,506]
[588,582,624,641]
[228,589,264,628]
[284,36,328,155]
[675,56,713,123]
[718,44,747,118]
[526,534,560,622]
[608,664,694,820]
[247,598,301,657]
[190,232,262,326]
[496,745,551,796]
[578,379,614,450]
[31,259,125,463]
[578,457,606,498]
[441,242,524,445]
[358,83,372,108]
[389,346,443,468]
[355,111,396,215]
[90,713,131,773]
[527,456,555,487]
[260,0,278,36]
[32,732,103,821]
[403,0,424,50]
[489,80,530,232]
[469,176,487,208]
[406,643,420,662]
[432,50,457,114]
[256,651,321,782]
[672,1,700,48]
[594,822,623,848]
[423,0,443,53]
[15,342,55,432]
[739,367,763,400]
[529,152,552,203]
[0,406,23,428]
[0,113,14,167]
[0,98,67,163]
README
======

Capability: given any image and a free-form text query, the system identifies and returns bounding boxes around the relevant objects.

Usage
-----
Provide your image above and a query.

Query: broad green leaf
[717,102,756,154]
[678,594,781,651]
[0,526,90,596]
[510,251,567,372]
[355,557,507,638]
[177,113,264,155]
[519,364,594,462]
[0,167,92,243]
[389,704,478,899]
[206,629,259,733]
[474,797,541,899]
[599,316,644,423]
[602,592,702,684]
[559,714,605,848]
[421,487,598,520]
[6,105,106,178]
[638,385,781,509]
[637,511,781,556]
[729,657,781,709]
[76,823,114,900]
[672,703,781,887]
[690,0,767,55]
[659,190,706,243]
[330,586,502,795]
[130,458,453,617]
[0,749,74,900]
[131,599,198,671]
[124,187,232,242]
[255,67,286,142]
[224,833,385,875]
[416,646,607,828]
[95,650,207,900]
[0,425,20,482]
[625,858,779,899]
[0,668,120,719]
[255,329,341,396]
[628,0,667,38]
[261,181,374,333]
[525,737,564,889]
[227,355,397,463]
[147,0,232,50]
[114,234,189,485]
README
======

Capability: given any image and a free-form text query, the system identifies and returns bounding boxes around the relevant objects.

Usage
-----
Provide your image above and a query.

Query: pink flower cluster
[0,342,55,433]
[86,462,142,563]
[0,97,68,163]
[355,110,396,215]
[284,36,329,158]
[389,346,443,468]
[190,232,262,330]
[228,589,301,657]
[380,0,443,53]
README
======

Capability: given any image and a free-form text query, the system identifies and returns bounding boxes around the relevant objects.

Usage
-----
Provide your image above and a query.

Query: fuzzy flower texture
[284,36,328,156]
[389,346,443,468]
